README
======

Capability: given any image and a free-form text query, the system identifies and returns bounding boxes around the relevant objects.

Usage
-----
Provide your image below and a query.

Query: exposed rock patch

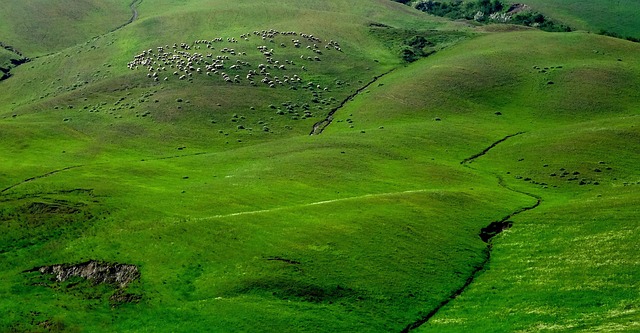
[26,260,139,288]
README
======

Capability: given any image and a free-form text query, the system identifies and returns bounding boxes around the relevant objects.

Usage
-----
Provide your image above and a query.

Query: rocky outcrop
[27,260,139,288]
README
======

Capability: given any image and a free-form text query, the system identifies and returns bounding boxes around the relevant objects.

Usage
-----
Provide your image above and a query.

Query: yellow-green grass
[0,0,454,166]
[0,0,448,113]
[418,120,640,331]
[319,29,639,331]
[0,130,535,331]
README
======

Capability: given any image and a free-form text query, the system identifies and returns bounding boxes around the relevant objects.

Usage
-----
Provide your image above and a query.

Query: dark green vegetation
[395,0,571,32]
[0,43,29,81]
[0,0,638,332]
[369,25,470,62]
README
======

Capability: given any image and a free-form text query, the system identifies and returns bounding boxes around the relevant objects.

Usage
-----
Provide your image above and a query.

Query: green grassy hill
[324,30,640,331]
[0,0,133,56]
[0,0,638,332]
[519,0,640,37]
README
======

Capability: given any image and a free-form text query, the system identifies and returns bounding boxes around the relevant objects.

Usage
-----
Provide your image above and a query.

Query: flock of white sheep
[127,29,342,90]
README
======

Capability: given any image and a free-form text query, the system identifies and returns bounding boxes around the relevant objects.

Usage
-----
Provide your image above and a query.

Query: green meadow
[519,0,640,37]
[0,0,638,331]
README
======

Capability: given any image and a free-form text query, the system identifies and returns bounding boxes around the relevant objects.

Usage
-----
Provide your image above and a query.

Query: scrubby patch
[0,196,98,253]
[0,41,30,81]
[5,313,69,333]
[368,25,469,63]
[401,0,571,32]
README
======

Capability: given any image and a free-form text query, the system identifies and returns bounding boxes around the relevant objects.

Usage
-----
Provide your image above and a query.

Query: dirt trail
[310,69,396,135]
[140,152,207,162]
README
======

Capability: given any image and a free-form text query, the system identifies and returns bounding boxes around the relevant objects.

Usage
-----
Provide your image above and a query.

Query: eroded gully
[400,132,542,332]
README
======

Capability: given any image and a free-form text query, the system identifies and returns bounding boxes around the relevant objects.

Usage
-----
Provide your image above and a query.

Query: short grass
[0,1,638,332]
[323,29,640,331]
[518,0,640,38]
[0,0,133,56]
[418,123,640,331]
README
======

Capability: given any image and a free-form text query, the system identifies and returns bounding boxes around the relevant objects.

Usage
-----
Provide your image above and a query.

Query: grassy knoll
[0,0,133,56]
[419,121,640,331]
[517,0,640,38]
[0,0,638,332]
[0,0,506,331]
[322,30,640,331]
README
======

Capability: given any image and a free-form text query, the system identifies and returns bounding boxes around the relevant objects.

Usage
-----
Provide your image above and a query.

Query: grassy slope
[0,1,512,331]
[0,0,132,56]
[420,123,640,332]
[0,1,638,332]
[359,32,638,331]
[518,0,640,37]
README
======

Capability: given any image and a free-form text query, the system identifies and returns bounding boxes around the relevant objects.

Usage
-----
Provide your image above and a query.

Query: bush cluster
[401,35,435,62]
[414,0,503,20]
[394,0,571,32]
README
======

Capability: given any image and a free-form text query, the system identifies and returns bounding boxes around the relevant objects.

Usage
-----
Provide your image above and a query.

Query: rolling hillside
[519,0,640,37]
[0,0,638,332]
